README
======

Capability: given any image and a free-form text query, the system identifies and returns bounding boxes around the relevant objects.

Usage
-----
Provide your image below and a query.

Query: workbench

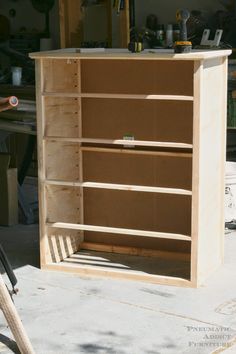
[30,48,231,287]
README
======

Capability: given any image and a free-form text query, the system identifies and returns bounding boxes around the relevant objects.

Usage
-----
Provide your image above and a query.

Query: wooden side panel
[46,185,80,223]
[44,97,80,138]
[192,57,228,285]
[82,98,193,144]
[83,150,192,190]
[43,59,80,93]
[35,60,48,266]
[81,60,194,96]
[45,141,80,181]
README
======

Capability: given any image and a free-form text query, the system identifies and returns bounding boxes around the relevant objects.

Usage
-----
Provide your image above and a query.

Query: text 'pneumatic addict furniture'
[30,48,231,287]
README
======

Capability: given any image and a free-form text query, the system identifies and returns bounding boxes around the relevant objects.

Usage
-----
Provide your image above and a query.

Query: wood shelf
[45,180,192,196]
[44,137,193,149]
[46,222,192,241]
[42,92,194,101]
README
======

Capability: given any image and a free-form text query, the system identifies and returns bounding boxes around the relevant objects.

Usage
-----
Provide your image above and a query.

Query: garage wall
[0,0,60,48]
[135,0,224,27]
[0,0,226,49]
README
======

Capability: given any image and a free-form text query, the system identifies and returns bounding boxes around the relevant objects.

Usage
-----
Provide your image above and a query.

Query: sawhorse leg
[0,274,35,354]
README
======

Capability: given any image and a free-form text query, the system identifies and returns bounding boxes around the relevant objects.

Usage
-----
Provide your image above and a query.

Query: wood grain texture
[29,49,232,61]
[0,275,35,353]
[33,51,230,286]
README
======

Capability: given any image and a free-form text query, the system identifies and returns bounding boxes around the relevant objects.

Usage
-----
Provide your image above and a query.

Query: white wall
[0,0,60,48]
[135,0,224,28]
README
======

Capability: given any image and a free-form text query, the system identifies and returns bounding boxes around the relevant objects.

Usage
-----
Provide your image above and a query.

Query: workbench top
[29,48,232,61]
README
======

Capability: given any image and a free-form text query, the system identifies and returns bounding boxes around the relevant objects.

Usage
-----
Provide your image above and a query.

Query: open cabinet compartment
[31,51,229,287]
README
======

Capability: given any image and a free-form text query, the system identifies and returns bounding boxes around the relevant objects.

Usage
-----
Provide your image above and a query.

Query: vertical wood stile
[78,59,84,248]
[190,60,203,287]
[219,57,228,263]
[36,59,48,267]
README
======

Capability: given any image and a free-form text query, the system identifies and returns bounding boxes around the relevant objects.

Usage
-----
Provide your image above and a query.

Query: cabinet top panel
[29,48,232,61]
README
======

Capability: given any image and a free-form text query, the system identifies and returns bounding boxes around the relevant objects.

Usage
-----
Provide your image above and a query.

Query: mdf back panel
[84,231,191,253]
[81,60,194,96]
[84,189,192,235]
[83,150,192,190]
[82,98,193,144]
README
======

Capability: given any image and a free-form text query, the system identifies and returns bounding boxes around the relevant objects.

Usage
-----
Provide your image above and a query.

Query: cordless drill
[174,9,192,53]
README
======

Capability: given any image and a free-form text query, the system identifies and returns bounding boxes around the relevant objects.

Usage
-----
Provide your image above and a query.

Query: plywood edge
[81,242,191,261]
[42,263,193,287]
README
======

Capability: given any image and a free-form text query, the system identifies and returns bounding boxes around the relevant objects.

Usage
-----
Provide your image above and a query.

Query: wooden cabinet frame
[30,48,231,287]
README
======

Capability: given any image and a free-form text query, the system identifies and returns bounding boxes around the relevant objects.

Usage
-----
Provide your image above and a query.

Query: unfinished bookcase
[30,49,231,287]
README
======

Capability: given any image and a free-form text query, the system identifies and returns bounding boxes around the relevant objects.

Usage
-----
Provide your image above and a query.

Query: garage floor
[0,224,235,354]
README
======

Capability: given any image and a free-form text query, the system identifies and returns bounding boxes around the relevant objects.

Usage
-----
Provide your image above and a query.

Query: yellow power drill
[174,9,192,53]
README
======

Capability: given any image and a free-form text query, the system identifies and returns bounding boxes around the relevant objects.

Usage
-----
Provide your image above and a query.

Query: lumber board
[47,222,191,241]
[45,180,192,196]
[44,137,193,149]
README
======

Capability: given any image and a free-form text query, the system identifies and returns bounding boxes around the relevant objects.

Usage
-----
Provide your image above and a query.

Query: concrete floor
[0,225,235,354]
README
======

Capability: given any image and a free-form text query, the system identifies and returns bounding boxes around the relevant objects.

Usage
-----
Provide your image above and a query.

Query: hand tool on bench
[174,9,192,53]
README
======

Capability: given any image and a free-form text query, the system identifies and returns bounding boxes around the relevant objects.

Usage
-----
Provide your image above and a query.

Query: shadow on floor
[0,224,40,271]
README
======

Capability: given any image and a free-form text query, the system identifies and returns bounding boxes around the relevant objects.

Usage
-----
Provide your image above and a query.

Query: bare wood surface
[29,49,232,60]
[33,50,230,286]
[44,137,193,149]
[47,222,191,241]
[45,180,192,196]
[42,92,194,101]
[191,57,228,285]
[43,261,192,287]
[0,274,35,354]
